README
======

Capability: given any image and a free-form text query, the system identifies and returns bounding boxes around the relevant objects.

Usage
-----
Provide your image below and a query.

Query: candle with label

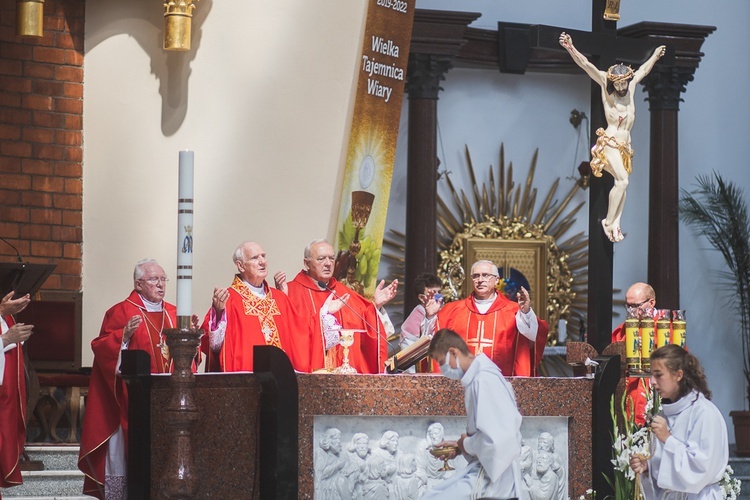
[177,150,194,328]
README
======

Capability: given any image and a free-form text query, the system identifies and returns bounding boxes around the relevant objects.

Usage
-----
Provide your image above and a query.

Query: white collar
[139,294,163,312]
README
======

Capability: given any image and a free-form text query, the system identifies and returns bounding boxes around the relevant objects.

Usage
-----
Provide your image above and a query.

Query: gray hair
[304,239,329,260]
[133,259,159,281]
[470,260,499,276]
[233,242,251,265]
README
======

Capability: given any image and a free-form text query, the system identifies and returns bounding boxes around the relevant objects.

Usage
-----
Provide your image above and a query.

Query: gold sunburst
[383,144,589,344]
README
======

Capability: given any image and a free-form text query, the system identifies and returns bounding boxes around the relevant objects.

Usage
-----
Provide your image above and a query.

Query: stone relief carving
[313,416,568,500]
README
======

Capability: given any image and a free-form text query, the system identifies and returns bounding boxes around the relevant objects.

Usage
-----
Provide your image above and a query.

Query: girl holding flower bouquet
[630,344,729,499]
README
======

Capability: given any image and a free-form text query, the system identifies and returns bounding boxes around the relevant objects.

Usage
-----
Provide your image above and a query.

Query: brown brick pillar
[0,0,84,292]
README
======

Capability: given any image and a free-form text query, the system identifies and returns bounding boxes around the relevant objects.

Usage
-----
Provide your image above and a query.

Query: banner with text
[332,0,415,298]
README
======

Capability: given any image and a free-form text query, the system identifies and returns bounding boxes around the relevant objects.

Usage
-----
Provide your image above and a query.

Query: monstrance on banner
[332,0,415,298]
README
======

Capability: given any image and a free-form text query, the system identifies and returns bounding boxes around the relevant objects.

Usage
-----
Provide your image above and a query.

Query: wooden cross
[501,1,672,354]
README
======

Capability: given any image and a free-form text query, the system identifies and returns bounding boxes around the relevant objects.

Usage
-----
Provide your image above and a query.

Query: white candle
[177,150,194,322]
[558,319,567,343]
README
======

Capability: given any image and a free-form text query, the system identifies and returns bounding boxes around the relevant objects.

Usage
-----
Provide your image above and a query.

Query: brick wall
[0,0,84,292]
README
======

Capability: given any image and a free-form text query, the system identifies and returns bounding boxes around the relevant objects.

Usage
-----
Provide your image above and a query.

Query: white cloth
[208,279,265,352]
[641,390,728,500]
[474,293,538,342]
[105,425,127,500]
[1,316,20,386]
[423,353,528,500]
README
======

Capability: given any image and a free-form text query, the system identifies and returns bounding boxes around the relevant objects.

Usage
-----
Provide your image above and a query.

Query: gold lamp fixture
[163,0,199,51]
[16,0,44,38]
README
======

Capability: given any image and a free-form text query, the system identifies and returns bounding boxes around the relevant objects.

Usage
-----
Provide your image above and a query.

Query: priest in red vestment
[204,241,310,372]
[274,239,397,374]
[0,291,32,492]
[429,260,548,376]
[611,282,657,426]
[79,259,179,500]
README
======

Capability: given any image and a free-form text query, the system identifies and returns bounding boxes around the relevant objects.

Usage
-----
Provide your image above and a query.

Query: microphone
[0,237,23,263]
[317,280,390,343]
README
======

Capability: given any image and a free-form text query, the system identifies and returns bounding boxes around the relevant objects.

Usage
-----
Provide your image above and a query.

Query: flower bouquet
[605,382,658,500]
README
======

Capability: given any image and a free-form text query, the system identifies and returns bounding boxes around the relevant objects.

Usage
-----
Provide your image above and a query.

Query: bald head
[625,282,656,315]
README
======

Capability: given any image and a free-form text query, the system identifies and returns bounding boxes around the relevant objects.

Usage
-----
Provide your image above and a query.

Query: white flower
[718,465,741,500]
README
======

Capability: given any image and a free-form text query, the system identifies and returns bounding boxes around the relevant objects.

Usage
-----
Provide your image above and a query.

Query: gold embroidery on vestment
[231,277,282,348]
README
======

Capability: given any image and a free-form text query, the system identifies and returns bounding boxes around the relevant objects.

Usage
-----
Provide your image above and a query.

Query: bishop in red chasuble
[433,260,547,376]
[79,260,178,500]
[275,240,397,374]
[205,242,310,373]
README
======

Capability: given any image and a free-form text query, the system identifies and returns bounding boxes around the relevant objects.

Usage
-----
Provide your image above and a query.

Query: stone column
[403,53,453,316]
[617,21,715,310]
[160,328,201,499]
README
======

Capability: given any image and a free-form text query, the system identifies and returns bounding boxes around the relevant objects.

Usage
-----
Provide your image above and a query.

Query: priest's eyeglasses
[471,273,499,282]
[139,277,169,285]
[624,298,650,310]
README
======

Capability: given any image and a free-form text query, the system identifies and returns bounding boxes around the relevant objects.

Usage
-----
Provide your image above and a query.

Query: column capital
[405,53,454,99]
[642,67,696,111]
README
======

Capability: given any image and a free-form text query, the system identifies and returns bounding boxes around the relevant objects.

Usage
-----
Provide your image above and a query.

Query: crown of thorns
[606,64,634,83]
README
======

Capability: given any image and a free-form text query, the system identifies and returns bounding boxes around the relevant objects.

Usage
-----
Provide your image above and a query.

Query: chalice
[429,445,460,471]
[334,329,363,374]
[346,191,375,294]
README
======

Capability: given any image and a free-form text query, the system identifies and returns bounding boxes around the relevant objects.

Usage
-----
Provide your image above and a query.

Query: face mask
[440,351,464,380]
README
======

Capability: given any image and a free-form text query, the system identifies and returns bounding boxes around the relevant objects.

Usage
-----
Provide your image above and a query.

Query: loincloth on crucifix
[590,127,633,177]
[232,277,283,348]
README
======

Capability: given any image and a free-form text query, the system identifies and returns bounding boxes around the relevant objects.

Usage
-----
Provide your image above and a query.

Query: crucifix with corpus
[506,1,674,353]
[560,32,665,243]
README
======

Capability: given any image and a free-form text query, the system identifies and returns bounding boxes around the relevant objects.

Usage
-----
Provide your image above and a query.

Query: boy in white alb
[424,328,528,500]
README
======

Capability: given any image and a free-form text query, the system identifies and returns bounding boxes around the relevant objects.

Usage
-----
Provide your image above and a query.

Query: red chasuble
[78,291,176,499]
[611,323,648,426]
[214,276,310,373]
[285,272,388,374]
[0,316,26,489]
[436,294,548,376]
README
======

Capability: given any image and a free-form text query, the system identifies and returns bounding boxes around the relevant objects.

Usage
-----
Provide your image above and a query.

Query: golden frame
[463,237,549,323]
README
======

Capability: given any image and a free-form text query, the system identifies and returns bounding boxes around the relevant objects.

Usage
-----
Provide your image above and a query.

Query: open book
[385,335,432,373]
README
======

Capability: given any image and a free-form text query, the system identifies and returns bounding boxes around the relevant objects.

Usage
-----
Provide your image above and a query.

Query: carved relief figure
[361,454,391,500]
[416,422,455,490]
[393,453,422,500]
[345,432,372,499]
[376,430,400,496]
[537,432,566,500]
[316,428,349,499]
[524,450,560,500]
